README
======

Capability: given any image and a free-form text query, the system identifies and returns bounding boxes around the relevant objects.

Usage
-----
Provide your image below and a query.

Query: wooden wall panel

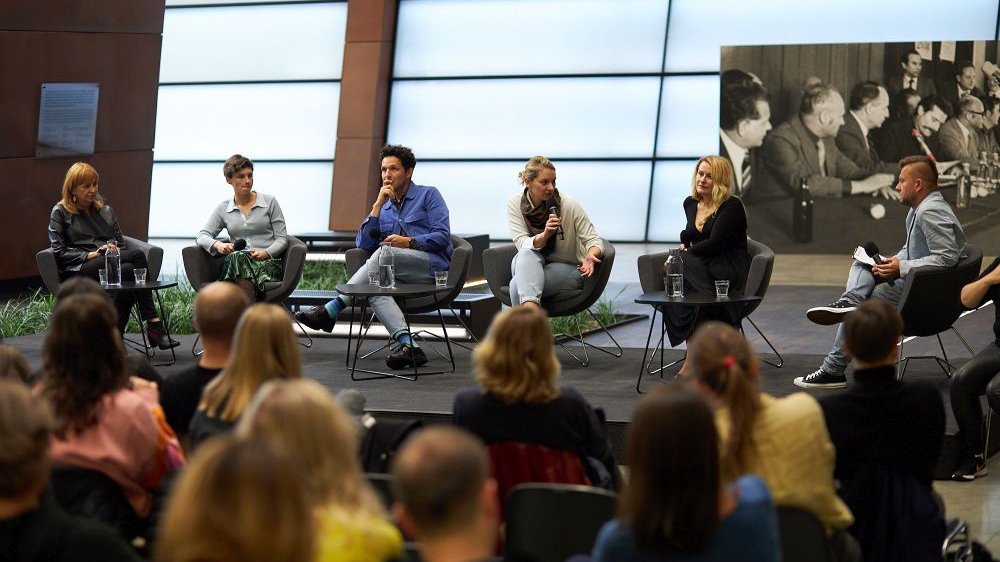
[0,0,164,34]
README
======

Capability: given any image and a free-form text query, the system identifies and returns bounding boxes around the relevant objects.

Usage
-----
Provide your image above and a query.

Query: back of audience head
[473,306,559,404]
[155,435,314,562]
[0,380,54,504]
[391,425,497,542]
[0,345,30,384]
[621,384,721,556]
[199,303,301,422]
[194,281,250,342]
[687,321,761,482]
[842,299,902,366]
[237,378,381,515]
[53,276,107,307]
[41,293,127,437]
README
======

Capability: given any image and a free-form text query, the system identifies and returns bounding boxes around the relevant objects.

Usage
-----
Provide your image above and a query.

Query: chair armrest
[36,248,61,294]
[636,252,669,294]
[345,248,372,278]
[125,236,164,281]
[181,246,220,291]
[482,245,517,299]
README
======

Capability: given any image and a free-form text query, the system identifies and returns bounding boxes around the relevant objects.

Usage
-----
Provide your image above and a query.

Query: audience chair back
[777,506,835,562]
[486,441,591,516]
[897,244,982,377]
[364,472,394,510]
[344,235,473,314]
[36,236,164,294]
[504,483,617,562]
[49,464,146,541]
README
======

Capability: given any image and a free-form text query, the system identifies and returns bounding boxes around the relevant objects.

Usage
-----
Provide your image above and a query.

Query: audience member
[160,282,249,442]
[505,156,605,308]
[154,435,314,562]
[297,144,453,370]
[836,81,899,175]
[391,426,500,562]
[938,94,985,168]
[798,156,966,388]
[687,322,857,561]
[949,255,1000,481]
[196,154,289,303]
[591,384,780,562]
[237,379,403,562]
[872,95,952,164]
[37,293,183,520]
[0,344,30,383]
[189,303,301,449]
[0,380,142,562]
[821,301,946,562]
[453,306,618,489]
[758,79,893,200]
[48,162,178,349]
[720,79,771,197]
[668,156,749,374]
[889,50,935,98]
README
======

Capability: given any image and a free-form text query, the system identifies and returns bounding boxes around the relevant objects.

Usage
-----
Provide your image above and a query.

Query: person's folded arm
[355,215,382,253]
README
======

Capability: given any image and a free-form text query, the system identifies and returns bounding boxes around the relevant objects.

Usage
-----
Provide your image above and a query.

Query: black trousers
[72,248,159,332]
[948,343,1000,455]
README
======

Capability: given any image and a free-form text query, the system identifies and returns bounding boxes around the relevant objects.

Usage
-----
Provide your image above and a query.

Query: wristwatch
[408,237,418,250]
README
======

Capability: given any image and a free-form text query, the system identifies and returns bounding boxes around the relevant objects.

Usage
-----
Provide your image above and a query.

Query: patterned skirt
[219,252,283,292]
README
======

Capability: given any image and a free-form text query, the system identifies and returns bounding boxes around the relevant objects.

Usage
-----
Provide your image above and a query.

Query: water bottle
[377,243,395,289]
[105,239,122,286]
[664,249,684,298]
[956,163,971,209]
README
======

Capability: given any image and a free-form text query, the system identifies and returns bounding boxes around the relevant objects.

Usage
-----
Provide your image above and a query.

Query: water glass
[434,270,448,287]
[134,268,147,284]
[715,279,730,299]
[367,271,379,286]
[98,269,108,285]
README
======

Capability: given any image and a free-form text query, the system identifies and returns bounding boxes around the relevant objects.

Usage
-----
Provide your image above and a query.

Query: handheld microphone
[911,128,937,162]
[862,241,883,265]
[547,200,565,240]
[233,238,247,251]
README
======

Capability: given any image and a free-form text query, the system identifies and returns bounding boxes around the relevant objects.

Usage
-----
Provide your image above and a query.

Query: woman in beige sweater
[505,156,604,307]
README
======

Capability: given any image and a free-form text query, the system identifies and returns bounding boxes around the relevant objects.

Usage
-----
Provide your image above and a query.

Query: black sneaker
[294,306,336,333]
[806,299,858,325]
[794,369,848,389]
[952,455,988,481]
[386,344,428,370]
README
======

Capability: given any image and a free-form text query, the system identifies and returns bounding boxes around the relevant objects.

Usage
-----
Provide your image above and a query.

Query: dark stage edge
[7,332,996,481]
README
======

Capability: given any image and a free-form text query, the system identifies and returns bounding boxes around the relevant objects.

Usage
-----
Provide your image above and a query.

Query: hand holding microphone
[546,200,565,240]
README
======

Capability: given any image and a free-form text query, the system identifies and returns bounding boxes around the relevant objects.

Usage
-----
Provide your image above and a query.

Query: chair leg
[191,333,204,356]
[984,409,993,460]
[553,308,625,367]
[293,317,313,349]
[745,317,783,368]
[897,336,906,380]
[951,326,976,355]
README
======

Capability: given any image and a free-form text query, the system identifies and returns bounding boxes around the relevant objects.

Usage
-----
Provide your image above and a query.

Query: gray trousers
[342,246,432,338]
[509,247,583,305]
[821,260,903,375]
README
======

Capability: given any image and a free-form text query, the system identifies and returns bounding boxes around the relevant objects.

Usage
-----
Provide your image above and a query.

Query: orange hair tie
[723,356,736,368]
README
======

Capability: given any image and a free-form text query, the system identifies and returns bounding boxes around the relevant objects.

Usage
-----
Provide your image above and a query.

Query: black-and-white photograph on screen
[721,40,1000,255]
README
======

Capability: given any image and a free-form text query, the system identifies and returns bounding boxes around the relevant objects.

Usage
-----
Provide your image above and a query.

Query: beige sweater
[506,193,604,265]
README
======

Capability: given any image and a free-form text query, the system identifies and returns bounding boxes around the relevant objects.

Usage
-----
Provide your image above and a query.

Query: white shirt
[848,111,870,150]
[720,130,749,193]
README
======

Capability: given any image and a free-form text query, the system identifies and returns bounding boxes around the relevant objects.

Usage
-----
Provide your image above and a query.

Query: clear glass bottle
[105,239,122,286]
[664,249,684,298]
[956,163,971,209]
[377,243,395,289]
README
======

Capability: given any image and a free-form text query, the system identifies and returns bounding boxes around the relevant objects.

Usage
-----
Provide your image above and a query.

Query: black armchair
[36,236,163,294]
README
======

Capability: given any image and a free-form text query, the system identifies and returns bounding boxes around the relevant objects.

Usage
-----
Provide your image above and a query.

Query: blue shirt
[355,181,453,273]
[592,476,780,562]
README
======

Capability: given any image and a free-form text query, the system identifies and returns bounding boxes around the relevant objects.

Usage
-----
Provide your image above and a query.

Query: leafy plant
[0,290,54,339]
[299,260,348,290]
[547,294,625,338]
[124,280,197,335]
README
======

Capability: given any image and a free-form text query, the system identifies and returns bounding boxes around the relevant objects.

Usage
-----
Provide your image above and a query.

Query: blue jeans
[821,260,903,375]
[340,246,433,338]
[509,247,583,305]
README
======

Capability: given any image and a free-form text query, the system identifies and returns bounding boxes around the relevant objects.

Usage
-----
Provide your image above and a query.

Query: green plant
[299,260,348,290]
[547,294,625,337]
[0,290,54,339]
[125,280,197,335]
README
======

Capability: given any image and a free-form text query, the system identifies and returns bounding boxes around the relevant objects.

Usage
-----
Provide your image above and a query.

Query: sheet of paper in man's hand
[853,246,883,266]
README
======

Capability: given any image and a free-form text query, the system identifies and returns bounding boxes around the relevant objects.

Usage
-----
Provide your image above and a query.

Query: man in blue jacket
[296,144,452,369]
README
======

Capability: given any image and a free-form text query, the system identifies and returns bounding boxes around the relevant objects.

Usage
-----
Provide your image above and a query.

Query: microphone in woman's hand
[233,238,248,251]
[547,200,565,240]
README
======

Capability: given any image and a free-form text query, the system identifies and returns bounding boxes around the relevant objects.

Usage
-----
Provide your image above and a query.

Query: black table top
[635,291,761,307]
[100,280,177,292]
[336,283,452,298]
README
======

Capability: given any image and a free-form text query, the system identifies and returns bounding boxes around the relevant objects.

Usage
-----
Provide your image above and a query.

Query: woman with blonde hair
[188,303,301,449]
[452,306,617,488]
[238,379,403,562]
[666,156,749,361]
[155,435,314,562]
[505,156,605,307]
[688,322,858,560]
[48,162,178,349]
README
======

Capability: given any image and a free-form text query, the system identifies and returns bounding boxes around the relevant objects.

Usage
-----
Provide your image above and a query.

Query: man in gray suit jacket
[938,94,985,169]
[836,81,899,176]
[795,156,967,389]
